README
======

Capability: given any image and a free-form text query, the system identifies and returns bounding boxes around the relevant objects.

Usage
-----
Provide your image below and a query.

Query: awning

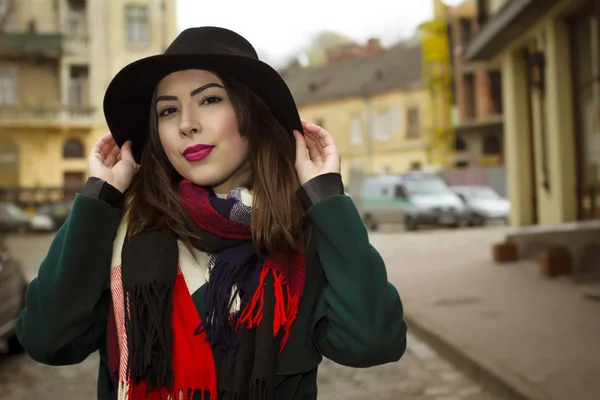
[466,0,559,61]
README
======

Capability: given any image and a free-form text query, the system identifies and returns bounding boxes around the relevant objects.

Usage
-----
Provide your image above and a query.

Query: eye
[201,96,222,105]
[158,106,178,117]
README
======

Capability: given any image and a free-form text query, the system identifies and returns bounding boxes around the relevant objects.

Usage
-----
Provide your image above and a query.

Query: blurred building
[0,0,177,205]
[467,0,599,226]
[304,32,359,67]
[447,0,503,168]
[283,40,429,184]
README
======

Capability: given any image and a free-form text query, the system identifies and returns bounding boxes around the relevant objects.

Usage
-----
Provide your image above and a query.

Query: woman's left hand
[294,120,341,185]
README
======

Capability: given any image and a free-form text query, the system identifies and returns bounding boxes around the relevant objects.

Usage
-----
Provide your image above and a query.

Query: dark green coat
[16,178,407,399]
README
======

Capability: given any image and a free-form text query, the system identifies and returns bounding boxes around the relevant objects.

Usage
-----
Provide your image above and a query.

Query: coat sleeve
[16,191,122,366]
[308,194,407,368]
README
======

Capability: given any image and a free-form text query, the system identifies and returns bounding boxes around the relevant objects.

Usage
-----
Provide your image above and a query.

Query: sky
[176,0,466,68]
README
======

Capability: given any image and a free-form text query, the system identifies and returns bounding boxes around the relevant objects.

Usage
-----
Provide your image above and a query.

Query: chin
[179,167,223,188]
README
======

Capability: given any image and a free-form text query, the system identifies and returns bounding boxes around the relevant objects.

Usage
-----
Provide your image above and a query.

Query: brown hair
[124,75,306,253]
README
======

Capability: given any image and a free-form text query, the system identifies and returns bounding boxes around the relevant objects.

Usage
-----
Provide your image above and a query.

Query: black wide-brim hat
[103,26,302,163]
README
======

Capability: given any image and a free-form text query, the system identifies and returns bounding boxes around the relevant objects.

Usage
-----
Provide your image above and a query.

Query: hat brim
[103,53,302,163]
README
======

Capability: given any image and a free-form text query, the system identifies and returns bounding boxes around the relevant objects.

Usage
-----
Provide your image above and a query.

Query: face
[155,69,250,193]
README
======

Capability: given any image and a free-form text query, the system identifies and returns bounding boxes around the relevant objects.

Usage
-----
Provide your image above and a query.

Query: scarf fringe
[123,281,175,391]
[236,268,300,352]
[249,379,273,400]
[124,379,214,400]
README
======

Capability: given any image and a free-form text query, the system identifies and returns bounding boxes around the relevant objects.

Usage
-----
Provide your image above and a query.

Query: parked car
[359,171,470,231]
[451,185,510,226]
[36,202,73,230]
[0,203,31,234]
[0,234,26,354]
[0,203,55,233]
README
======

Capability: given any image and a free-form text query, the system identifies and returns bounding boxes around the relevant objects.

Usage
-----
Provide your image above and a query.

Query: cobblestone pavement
[0,231,507,399]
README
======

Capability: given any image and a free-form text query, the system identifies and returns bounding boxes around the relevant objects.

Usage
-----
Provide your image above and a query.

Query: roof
[283,43,423,106]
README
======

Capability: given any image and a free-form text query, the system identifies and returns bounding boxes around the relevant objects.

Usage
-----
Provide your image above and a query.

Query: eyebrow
[156,82,225,103]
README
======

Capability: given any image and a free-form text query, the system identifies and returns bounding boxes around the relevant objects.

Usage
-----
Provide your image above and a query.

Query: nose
[179,108,200,136]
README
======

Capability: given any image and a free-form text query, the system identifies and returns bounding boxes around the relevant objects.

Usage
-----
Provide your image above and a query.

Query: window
[489,70,502,114]
[392,106,404,134]
[459,18,473,46]
[482,132,501,155]
[463,73,476,119]
[68,66,88,105]
[403,178,450,196]
[406,107,420,137]
[374,109,392,141]
[125,5,149,43]
[63,139,85,158]
[410,161,422,170]
[350,115,362,145]
[395,185,408,199]
[455,136,467,151]
[0,66,17,105]
[66,9,86,35]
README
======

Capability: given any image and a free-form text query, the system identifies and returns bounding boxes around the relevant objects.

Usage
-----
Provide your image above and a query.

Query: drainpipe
[364,94,374,174]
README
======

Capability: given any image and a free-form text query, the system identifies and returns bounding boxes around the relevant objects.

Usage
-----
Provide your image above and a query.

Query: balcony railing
[64,35,89,56]
[0,33,63,57]
[0,105,95,126]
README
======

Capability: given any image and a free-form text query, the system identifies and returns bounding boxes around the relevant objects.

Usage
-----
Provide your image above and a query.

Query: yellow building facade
[284,43,431,185]
[298,91,430,183]
[467,0,599,226]
[0,0,177,204]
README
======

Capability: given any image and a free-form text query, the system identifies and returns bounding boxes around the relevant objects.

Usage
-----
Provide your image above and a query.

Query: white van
[358,171,469,230]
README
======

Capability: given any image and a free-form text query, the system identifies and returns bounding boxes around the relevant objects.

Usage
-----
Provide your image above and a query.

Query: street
[0,227,508,399]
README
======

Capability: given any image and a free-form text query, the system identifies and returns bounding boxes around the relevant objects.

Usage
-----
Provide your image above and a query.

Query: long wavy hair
[124,74,306,253]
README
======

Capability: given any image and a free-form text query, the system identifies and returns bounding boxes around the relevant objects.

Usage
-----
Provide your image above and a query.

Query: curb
[403,310,555,400]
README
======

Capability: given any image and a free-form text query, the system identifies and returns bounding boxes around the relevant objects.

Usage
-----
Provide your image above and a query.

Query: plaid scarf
[108,179,306,399]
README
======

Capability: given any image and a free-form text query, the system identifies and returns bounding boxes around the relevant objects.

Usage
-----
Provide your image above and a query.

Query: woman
[16,27,407,400]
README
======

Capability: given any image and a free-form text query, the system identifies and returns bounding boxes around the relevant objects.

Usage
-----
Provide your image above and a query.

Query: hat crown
[164,27,259,59]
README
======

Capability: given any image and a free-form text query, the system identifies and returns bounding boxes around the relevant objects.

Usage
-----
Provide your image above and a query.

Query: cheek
[222,132,249,163]
[216,112,249,159]
[157,124,181,162]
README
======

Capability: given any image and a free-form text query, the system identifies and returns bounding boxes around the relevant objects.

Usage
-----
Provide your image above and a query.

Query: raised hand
[88,133,139,193]
[293,120,341,185]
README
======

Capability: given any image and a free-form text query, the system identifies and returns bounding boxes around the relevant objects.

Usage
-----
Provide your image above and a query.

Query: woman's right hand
[88,133,139,194]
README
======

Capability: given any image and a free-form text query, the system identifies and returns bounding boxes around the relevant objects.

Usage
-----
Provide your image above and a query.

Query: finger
[119,141,137,164]
[105,142,121,167]
[303,120,333,141]
[293,130,309,163]
[307,125,338,158]
[304,131,325,162]
[302,120,324,134]
[91,133,115,155]
[95,138,117,162]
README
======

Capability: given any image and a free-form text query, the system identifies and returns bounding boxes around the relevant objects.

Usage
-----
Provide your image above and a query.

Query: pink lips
[182,144,214,162]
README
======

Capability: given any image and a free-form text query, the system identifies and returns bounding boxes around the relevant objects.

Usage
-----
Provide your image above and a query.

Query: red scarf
[107,180,306,399]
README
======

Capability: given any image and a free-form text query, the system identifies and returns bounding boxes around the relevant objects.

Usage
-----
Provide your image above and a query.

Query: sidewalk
[371,227,600,400]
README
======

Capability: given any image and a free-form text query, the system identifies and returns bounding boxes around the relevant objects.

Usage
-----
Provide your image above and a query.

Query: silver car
[451,185,510,226]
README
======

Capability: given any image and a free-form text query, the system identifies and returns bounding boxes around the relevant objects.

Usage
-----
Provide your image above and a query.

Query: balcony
[0,105,95,128]
[64,35,89,57]
[0,33,63,58]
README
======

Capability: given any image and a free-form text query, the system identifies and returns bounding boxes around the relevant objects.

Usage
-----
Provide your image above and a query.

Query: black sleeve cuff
[81,177,125,209]
[296,172,345,209]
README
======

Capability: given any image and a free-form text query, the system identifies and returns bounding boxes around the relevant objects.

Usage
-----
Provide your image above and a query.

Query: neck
[211,161,252,194]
